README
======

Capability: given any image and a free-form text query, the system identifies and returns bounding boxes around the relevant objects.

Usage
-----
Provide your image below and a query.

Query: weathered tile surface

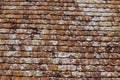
[0,0,120,79]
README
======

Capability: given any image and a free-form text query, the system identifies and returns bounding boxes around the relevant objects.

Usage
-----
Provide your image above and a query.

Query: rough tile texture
[0,0,120,80]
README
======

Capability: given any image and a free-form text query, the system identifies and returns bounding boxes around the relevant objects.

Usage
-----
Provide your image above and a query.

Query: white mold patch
[32,40,39,45]
[24,46,33,51]
[72,72,83,77]
[86,36,93,41]
[0,40,4,44]
[25,71,33,76]
[68,7,75,10]
[41,29,47,34]
[20,2,29,5]
[5,51,17,56]
[76,0,105,3]
[41,64,49,70]
[9,6,17,9]
[49,40,58,45]
[93,42,99,46]
[34,71,42,76]
[21,58,32,63]
[9,34,17,39]
[58,52,68,57]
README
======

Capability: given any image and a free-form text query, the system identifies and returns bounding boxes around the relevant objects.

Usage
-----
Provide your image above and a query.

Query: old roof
[0,0,120,80]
